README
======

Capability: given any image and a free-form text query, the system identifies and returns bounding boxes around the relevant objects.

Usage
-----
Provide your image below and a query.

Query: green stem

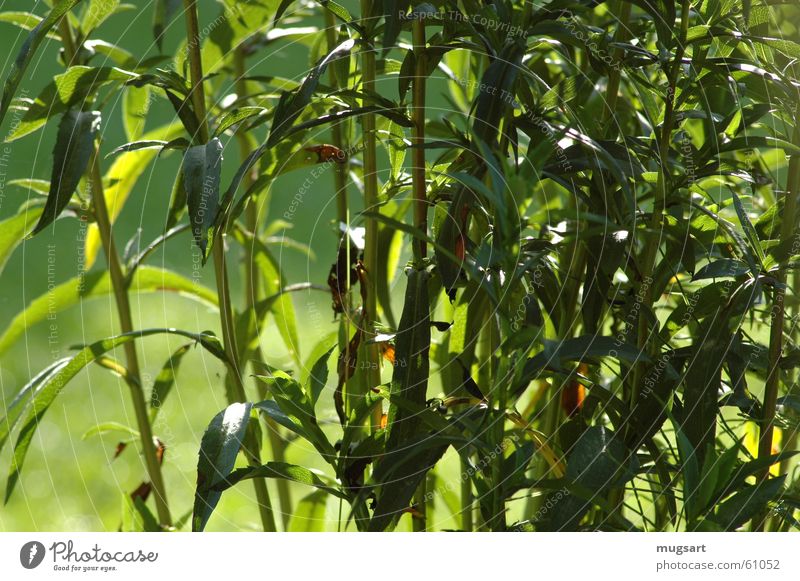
[324,10,357,421]
[633,0,691,407]
[754,109,800,530]
[89,149,173,528]
[183,0,209,144]
[184,0,276,532]
[360,0,382,430]
[411,17,427,262]
[58,14,173,528]
[234,48,292,530]
[324,11,349,221]
[460,456,474,531]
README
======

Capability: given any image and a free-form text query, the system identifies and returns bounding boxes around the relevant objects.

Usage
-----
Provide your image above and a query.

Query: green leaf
[0,266,218,356]
[85,122,185,269]
[122,85,150,141]
[192,402,252,531]
[5,328,228,502]
[267,38,356,146]
[692,259,751,281]
[82,0,119,34]
[370,268,433,531]
[7,179,51,196]
[0,0,82,128]
[0,358,71,453]
[210,461,345,499]
[472,43,524,146]
[212,106,267,137]
[81,421,139,440]
[711,476,785,530]
[545,427,637,531]
[382,0,409,54]
[307,345,335,406]
[0,12,60,39]
[105,140,171,157]
[0,206,44,276]
[31,109,101,235]
[253,374,336,464]
[385,268,431,447]
[183,138,224,258]
[149,343,192,422]
[515,336,649,396]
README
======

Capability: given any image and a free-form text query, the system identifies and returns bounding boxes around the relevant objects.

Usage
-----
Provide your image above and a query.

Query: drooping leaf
[31,109,101,235]
[84,122,186,269]
[0,0,83,128]
[543,427,637,531]
[5,328,228,502]
[183,138,224,258]
[0,358,71,453]
[149,343,192,422]
[307,345,336,406]
[0,206,44,276]
[267,38,356,146]
[210,461,345,499]
[0,266,218,356]
[81,0,120,34]
[192,402,252,531]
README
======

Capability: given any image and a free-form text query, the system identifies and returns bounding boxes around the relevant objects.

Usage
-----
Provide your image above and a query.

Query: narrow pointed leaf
[31,109,101,235]
[183,138,223,258]
[0,0,82,128]
[192,402,252,531]
[5,328,228,502]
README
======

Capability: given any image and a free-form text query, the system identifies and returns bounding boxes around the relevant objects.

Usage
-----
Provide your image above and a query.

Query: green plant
[0,0,799,532]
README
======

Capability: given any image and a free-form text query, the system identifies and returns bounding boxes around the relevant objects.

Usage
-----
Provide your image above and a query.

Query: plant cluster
[0,0,799,532]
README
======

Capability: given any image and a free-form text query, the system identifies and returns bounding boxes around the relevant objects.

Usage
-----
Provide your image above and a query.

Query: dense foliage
[0,0,799,532]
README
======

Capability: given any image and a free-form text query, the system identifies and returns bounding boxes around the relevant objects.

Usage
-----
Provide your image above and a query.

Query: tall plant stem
[324,10,356,419]
[633,0,691,406]
[411,17,427,262]
[88,152,172,528]
[58,16,172,527]
[184,0,276,532]
[234,48,291,529]
[409,16,429,532]
[324,11,349,222]
[360,0,381,429]
[754,110,800,530]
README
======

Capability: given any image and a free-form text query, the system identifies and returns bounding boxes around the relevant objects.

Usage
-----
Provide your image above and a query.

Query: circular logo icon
[20,541,46,569]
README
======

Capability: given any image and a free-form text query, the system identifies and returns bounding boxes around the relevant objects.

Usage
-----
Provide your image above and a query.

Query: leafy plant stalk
[634,0,692,405]
[58,16,172,528]
[88,150,173,527]
[410,15,428,532]
[411,16,427,262]
[183,0,276,532]
[323,10,356,421]
[234,47,292,529]
[754,110,800,530]
[359,0,382,429]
